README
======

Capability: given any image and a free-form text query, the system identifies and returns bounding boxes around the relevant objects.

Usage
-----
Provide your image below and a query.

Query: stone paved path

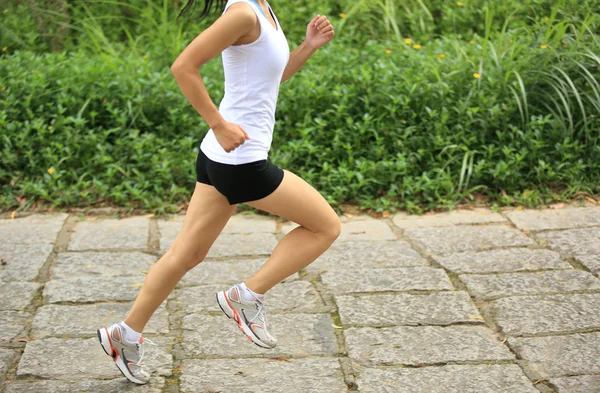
[1,207,600,392]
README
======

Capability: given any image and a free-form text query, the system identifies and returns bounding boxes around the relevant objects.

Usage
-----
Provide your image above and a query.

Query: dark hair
[178,0,227,20]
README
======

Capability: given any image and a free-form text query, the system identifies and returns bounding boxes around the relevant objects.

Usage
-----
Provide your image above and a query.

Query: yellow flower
[2,47,6,52]
[469,40,475,45]
[1,87,5,91]
[591,114,596,118]
[473,73,481,79]
[541,44,548,49]
[457,1,464,6]
[339,13,346,18]
[509,39,513,43]
[437,53,446,60]
[48,126,53,130]
[413,44,421,49]
[543,16,549,20]
[385,49,392,54]
[404,38,412,45]
[143,54,148,59]
[3,9,8,13]
[401,120,407,124]
[47,167,55,175]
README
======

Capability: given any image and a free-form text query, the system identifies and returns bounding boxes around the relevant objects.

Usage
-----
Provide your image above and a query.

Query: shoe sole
[97,328,148,385]
[216,292,274,349]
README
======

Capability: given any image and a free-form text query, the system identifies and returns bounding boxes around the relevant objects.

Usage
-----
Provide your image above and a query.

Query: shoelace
[136,338,156,367]
[249,298,270,330]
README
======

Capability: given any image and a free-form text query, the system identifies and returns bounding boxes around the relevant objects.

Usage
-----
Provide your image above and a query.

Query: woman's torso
[201,0,290,165]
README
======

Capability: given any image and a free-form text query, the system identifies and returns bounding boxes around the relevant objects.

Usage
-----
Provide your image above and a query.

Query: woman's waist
[219,95,278,114]
[218,108,276,130]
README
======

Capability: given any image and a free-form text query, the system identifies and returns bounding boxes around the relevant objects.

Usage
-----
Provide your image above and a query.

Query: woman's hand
[306,15,335,50]
[213,121,250,153]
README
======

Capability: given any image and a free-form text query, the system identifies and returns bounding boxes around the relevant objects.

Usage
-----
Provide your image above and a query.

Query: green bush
[2,9,598,212]
[1,0,599,213]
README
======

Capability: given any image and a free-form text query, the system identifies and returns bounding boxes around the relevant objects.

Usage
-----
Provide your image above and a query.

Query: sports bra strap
[247,0,267,18]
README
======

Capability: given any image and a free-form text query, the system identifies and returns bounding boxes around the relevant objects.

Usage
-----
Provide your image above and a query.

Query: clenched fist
[306,15,335,49]
[213,121,250,153]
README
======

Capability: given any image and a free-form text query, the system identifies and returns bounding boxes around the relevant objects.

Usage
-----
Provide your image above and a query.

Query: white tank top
[200,0,290,165]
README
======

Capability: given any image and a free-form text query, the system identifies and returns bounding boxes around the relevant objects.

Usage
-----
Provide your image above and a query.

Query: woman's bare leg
[124,182,237,332]
[244,170,341,294]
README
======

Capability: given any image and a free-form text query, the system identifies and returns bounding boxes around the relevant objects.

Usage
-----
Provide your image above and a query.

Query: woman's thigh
[169,181,238,264]
[245,170,340,234]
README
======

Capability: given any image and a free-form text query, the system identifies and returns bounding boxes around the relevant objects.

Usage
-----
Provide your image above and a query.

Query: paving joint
[2,215,75,386]
[309,273,357,391]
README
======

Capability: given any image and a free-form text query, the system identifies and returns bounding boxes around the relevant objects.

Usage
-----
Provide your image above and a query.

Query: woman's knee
[321,214,342,243]
[167,241,207,272]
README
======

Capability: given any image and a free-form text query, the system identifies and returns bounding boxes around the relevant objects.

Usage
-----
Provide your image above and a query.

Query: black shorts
[196,148,284,205]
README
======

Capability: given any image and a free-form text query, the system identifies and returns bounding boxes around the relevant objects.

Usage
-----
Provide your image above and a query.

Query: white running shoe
[97,324,155,384]
[216,284,277,349]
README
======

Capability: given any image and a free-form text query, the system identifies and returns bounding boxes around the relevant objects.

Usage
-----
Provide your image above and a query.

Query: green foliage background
[1,0,599,213]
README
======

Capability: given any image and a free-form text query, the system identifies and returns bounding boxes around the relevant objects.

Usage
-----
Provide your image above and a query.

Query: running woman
[97,0,339,385]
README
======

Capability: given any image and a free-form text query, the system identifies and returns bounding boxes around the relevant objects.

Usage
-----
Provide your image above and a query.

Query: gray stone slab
[346,326,514,366]
[206,233,278,258]
[339,216,396,241]
[0,311,30,342]
[490,294,600,336]
[356,364,538,393]
[550,375,600,393]
[181,258,298,287]
[0,349,20,383]
[393,208,506,229]
[282,215,396,241]
[506,207,600,231]
[537,227,600,258]
[575,254,600,274]
[4,378,165,393]
[157,216,182,251]
[223,215,277,233]
[159,214,277,251]
[43,276,144,303]
[31,303,169,339]
[17,337,172,379]
[0,214,68,245]
[321,267,453,294]
[178,281,326,314]
[461,270,600,300]
[181,313,338,358]
[51,251,156,279]
[433,248,571,274]
[509,333,600,379]
[69,216,149,250]
[181,358,347,393]
[307,240,426,273]
[0,282,41,311]
[0,243,54,282]
[406,225,535,254]
[336,292,482,327]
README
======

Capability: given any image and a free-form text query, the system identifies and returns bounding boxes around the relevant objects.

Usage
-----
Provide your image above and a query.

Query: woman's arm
[281,15,335,83]
[171,3,257,152]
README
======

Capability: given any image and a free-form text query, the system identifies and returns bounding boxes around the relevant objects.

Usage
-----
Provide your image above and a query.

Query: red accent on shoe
[224,291,243,328]
[229,287,240,303]
[106,328,119,360]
